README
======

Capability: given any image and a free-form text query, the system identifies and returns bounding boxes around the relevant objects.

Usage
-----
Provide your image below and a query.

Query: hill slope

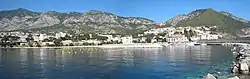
[0,8,163,34]
[167,8,250,35]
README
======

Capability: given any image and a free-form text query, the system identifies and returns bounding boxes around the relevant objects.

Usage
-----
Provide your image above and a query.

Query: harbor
[0,43,236,79]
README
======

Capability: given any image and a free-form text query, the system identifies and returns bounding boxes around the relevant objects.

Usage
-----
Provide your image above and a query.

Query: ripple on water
[0,46,235,79]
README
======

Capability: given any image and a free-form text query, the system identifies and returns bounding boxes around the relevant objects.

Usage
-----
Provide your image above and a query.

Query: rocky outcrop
[166,14,188,26]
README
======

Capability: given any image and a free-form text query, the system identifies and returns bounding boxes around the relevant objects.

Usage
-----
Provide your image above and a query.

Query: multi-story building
[166,34,189,43]
[55,32,67,39]
[121,36,133,44]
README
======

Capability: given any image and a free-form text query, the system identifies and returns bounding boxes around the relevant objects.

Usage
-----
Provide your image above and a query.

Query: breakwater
[204,43,250,79]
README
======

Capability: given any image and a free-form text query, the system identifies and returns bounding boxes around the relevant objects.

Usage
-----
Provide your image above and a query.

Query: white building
[62,40,74,45]
[39,34,46,41]
[166,34,188,43]
[83,40,101,45]
[42,42,54,46]
[33,35,40,42]
[112,37,121,43]
[121,36,133,44]
[55,32,67,39]
[200,34,220,40]
[18,34,28,43]
[98,34,113,42]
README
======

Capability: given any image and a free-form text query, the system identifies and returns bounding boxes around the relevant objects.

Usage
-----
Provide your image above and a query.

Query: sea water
[0,45,234,79]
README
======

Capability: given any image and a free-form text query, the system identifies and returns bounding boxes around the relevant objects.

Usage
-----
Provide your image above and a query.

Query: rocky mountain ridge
[0,8,250,36]
[0,8,162,34]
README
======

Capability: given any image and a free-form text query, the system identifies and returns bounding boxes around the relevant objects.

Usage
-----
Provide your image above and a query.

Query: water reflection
[0,46,233,79]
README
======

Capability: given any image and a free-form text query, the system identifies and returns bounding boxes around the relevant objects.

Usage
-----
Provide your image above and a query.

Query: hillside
[0,8,163,34]
[166,8,250,35]
[1,8,250,36]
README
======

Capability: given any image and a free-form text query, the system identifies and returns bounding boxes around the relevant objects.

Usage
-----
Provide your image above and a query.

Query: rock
[240,62,249,70]
[204,73,216,79]
[240,62,249,74]
[231,66,239,73]
[228,76,240,79]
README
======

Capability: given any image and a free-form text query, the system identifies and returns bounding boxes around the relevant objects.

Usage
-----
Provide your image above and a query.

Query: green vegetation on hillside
[177,9,250,35]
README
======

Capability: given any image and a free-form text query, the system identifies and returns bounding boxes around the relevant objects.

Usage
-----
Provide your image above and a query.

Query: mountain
[220,11,249,24]
[0,8,162,34]
[166,8,250,35]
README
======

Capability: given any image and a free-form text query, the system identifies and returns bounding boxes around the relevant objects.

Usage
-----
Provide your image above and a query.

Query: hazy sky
[0,0,249,22]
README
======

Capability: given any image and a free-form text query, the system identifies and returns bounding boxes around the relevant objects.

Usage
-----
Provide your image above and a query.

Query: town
[0,26,222,47]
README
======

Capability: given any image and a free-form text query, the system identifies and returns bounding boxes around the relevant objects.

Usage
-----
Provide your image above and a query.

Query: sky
[0,0,249,22]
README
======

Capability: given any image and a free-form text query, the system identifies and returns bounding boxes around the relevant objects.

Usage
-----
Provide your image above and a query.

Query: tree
[155,35,162,42]
[146,37,151,43]
[189,30,194,37]
[0,35,8,47]
[184,29,189,37]
[60,34,71,40]
[145,34,154,43]
[158,33,167,37]
[95,36,108,41]
[26,34,34,47]
[83,34,90,40]
[54,39,63,46]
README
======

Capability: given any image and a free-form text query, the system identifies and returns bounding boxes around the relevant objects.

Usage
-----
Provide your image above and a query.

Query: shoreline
[0,43,163,48]
[1,42,249,49]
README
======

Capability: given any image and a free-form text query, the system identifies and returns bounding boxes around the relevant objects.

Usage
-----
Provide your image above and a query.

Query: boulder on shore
[240,62,249,74]
[231,66,239,73]
[204,73,216,79]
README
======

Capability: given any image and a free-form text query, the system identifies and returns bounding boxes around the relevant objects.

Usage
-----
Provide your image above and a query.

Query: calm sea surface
[0,45,234,79]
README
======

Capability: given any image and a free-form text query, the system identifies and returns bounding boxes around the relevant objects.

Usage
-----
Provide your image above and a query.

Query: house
[151,39,157,43]
[83,39,101,45]
[55,32,67,39]
[62,40,74,46]
[112,36,122,43]
[200,34,220,40]
[98,34,113,42]
[33,34,40,42]
[141,37,147,43]
[166,34,188,43]
[41,42,54,46]
[39,34,46,41]
[121,36,133,44]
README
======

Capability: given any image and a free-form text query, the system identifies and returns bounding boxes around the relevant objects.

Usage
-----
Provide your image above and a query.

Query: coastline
[1,42,249,49]
[0,43,163,48]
